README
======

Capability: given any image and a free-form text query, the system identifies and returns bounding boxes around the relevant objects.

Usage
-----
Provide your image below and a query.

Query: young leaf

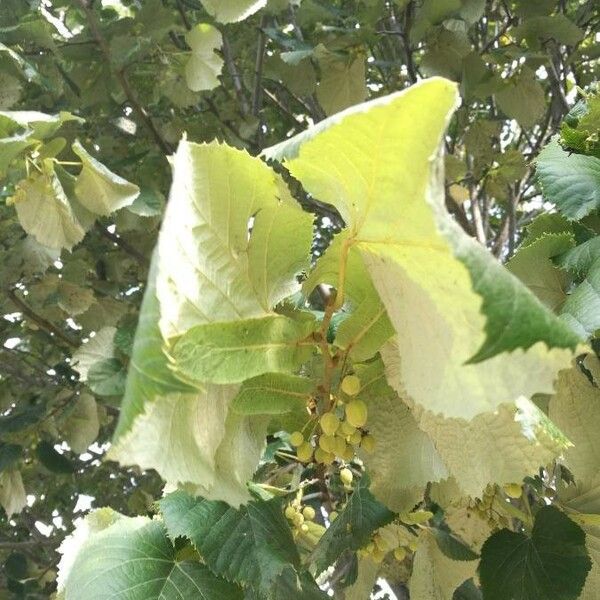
[0,469,26,516]
[231,373,313,415]
[200,0,267,24]
[8,159,85,250]
[184,24,224,92]
[169,315,316,384]
[479,506,591,600]
[72,141,140,216]
[310,476,395,573]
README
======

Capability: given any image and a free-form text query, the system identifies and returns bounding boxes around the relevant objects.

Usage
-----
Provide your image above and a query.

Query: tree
[0,0,598,598]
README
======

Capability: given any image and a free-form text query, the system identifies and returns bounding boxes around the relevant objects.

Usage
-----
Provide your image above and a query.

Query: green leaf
[184,24,224,92]
[87,358,126,396]
[344,557,379,600]
[0,109,81,139]
[72,326,116,382]
[311,476,395,573]
[159,491,325,598]
[479,506,591,600]
[316,51,367,116]
[560,258,600,338]
[0,130,34,176]
[304,232,394,361]
[72,141,140,216]
[536,138,600,220]
[0,469,26,516]
[156,140,312,342]
[231,373,313,415]
[495,68,545,128]
[60,393,99,455]
[58,511,243,600]
[507,232,575,311]
[555,236,600,278]
[355,359,448,512]
[549,358,600,481]
[0,444,22,472]
[286,78,577,419]
[8,159,85,250]
[512,15,584,48]
[170,314,316,384]
[200,0,267,23]
[410,393,569,498]
[36,440,75,474]
[410,530,477,600]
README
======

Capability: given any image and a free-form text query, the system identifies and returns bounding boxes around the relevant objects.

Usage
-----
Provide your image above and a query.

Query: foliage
[0,0,599,599]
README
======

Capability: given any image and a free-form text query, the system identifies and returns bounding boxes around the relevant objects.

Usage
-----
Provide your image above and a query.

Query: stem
[222,35,250,116]
[6,288,78,349]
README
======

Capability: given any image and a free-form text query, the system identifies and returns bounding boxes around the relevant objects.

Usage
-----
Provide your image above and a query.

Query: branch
[222,35,250,115]
[175,0,192,30]
[76,0,172,155]
[6,288,78,349]
[95,223,149,265]
[0,540,56,551]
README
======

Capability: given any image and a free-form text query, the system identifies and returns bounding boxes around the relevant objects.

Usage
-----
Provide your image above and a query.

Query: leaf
[549,359,600,481]
[345,557,379,600]
[316,52,367,116]
[560,258,600,338]
[87,358,126,396]
[159,491,325,598]
[304,232,394,361]
[169,314,316,384]
[0,469,26,516]
[0,109,82,139]
[479,506,591,600]
[311,476,395,573]
[110,387,267,507]
[556,236,600,278]
[513,15,584,48]
[72,141,140,216]
[410,530,477,600]
[0,444,22,472]
[156,140,312,342]
[58,511,244,600]
[60,393,99,454]
[200,0,267,23]
[36,440,75,474]
[231,373,313,415]
[411,395,569,498]
[0,130,34,176]
[495,68,545,128]
[286,78,577,419]
[536,138,600,220]
[184,24,224,92]
[71,327,116,381]
[355,359,448,512]
[8,159,85,250]
[507,232,575,311]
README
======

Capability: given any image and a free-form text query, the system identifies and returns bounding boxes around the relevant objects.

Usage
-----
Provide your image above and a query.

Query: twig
[6,288,78,349]
[95,223,149,265]
[222,35,250,115]
[76,0,172,155]
[175,0,191,30]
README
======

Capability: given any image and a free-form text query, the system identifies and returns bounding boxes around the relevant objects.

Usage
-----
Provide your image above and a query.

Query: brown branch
[175,0,192,30]
[6,288,78,349]
[76,0,172,155]
[95,223,149,265]
[222,35,250,116]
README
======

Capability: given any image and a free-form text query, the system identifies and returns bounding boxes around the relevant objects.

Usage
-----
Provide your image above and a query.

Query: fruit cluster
[290,375,375,465]
[359,524,417,564]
